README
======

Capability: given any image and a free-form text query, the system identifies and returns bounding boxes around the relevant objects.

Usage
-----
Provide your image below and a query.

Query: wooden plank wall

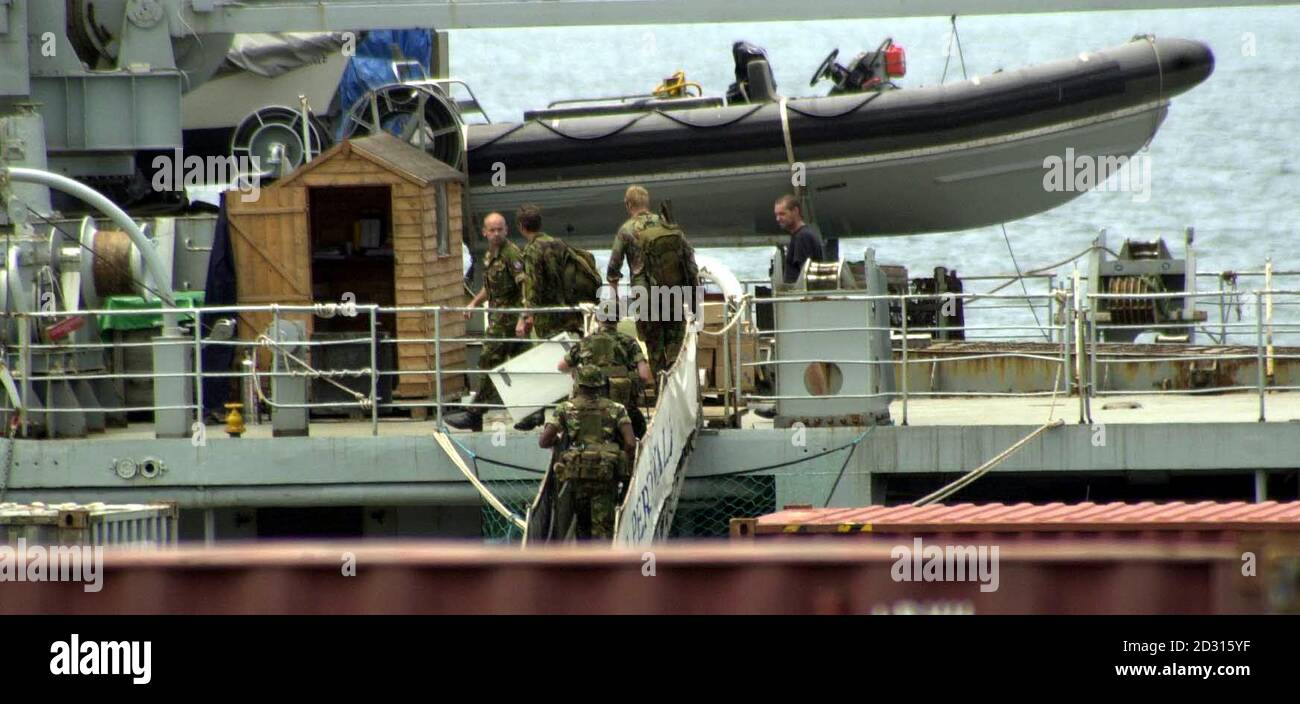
[226,185,313,368]
[240,149,467,403]
[391,180,469,398]
[418,182,467,398]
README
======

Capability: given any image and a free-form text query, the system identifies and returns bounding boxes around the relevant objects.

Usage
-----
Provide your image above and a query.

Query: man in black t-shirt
[774,194,824,285]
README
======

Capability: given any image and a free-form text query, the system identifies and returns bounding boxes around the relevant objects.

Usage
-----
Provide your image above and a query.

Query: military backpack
[637,218,696,288]
[578,332,636,408]
[561,244,602,305]
[555,397,627,482]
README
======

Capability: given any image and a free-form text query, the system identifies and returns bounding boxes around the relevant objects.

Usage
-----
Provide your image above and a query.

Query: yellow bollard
[224,402,246,438]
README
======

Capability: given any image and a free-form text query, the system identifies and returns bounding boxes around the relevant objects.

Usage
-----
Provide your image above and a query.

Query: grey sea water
[451,6,1300,340]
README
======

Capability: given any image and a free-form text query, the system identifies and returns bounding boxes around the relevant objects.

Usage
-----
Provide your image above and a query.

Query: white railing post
[721,301,732,421]
[193,309,204,426]
[434,307,444,425]
[900,294,909,426]
[370,305,379,436]
[1256,291,1266,423]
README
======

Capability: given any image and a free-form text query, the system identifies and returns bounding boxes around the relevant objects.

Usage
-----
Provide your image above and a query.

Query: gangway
[525,323,701,545]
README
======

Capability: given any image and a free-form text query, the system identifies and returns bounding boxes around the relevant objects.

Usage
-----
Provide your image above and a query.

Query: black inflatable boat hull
[465,37,1214,245]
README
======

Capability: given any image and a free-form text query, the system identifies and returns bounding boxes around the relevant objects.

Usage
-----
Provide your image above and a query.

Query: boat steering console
[811,38,907,94]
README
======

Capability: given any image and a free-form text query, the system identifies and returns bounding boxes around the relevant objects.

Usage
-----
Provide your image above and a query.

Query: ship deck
[70,389,1300,443]
[6,390,1299,530]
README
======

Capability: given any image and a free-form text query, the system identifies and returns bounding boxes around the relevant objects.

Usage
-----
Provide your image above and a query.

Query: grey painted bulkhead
[4,421,1298,539]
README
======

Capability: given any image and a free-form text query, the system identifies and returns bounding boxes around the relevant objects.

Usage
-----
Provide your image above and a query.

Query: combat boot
[513,409,545,431]
[444,409,483,431]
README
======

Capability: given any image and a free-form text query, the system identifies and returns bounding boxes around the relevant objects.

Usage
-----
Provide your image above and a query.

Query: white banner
[615,325,698,546]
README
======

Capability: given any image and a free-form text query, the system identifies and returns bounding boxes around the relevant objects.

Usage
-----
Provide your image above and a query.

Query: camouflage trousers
[473,317,520,409]
[638,319,686,377]
[555,478,619,540]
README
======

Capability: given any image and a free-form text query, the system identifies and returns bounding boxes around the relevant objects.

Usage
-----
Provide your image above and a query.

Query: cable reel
[341,83,466,169]
[230,106,331,178]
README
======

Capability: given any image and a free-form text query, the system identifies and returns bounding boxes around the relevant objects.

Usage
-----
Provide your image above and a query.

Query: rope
[778,97,807,205]
[698,295,753,337]
[913,419,1064,507]
[979,244,1121,297]
[22,203,175,306]
[313,302,355,319]
[1046,356,1065,423]
[253,334,373,410]
[940,15,969,84]
[443,432,547,474]
[823,426,875,506]
[432,429,527,531]
[489,421,864,526]
[913,353,1067,506]
[93,230,137,297]
[713,425,874,477]
[1134,34,1164,150]
[1000,224,1050,340]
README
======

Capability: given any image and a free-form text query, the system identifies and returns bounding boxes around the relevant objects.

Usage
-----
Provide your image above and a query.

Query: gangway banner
[615,326,699,545]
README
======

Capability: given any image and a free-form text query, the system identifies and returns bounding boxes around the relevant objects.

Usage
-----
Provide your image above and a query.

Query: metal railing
[726,274,1300,424]
[735,289,1071,425]
[0,300,598,438]
[3,272,1299,438]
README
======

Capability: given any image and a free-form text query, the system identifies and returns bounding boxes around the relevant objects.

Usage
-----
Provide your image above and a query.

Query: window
[436,184,450,256]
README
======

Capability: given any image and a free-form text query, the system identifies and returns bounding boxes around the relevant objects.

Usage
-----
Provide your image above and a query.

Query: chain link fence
[479,467,862,542]
[668,469,863,538]
[668,475,777,538]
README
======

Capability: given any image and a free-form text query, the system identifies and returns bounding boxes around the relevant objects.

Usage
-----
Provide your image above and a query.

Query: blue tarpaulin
[333,30,434,140]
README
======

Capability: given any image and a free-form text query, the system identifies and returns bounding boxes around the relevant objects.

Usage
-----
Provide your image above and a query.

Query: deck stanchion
[193,308,204,429]
[434,307,444,426]
[1257,292,1266,422]
[370,306,379,436]
[900,295,909,426]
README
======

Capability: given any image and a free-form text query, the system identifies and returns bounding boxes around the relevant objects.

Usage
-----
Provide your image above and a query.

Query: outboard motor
[726,41,777,103]
[812,38,907,95]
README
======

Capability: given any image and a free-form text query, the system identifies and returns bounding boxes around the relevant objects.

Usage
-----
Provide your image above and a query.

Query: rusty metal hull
[0,541,1265,615]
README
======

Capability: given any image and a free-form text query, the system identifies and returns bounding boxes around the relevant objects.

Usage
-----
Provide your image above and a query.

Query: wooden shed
[227,133,467,400]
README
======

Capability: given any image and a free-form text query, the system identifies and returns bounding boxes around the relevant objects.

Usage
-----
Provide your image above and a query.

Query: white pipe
[3,167,178,329]
[299,94,313,165]
[696,253,744,300]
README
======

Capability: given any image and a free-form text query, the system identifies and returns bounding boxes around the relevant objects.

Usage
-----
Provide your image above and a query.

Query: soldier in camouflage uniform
[606,185,698,377]
[538,366,637,540]
[558,318,652,438]
[446,213,525,431]
[510,204,584,430]
[514,204,584,340]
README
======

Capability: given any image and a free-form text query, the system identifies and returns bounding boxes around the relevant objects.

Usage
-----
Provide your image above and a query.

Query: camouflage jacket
[553,395,631,450]
[563,328,645,379]
[483,240,525,323]
[522,232,567,307]
[606,212,661,286]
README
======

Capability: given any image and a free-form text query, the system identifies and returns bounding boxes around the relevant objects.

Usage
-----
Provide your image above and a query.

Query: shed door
[227,186,312,351]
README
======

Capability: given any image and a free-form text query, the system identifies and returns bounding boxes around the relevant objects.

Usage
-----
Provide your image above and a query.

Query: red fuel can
[885,44,907,78]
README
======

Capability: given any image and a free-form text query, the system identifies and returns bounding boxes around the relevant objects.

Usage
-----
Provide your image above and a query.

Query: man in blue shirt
[774,194,824,285]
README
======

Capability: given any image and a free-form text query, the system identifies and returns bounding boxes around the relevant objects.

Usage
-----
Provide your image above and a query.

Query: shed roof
[745,501,1300,535]
[280,133,464,187]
